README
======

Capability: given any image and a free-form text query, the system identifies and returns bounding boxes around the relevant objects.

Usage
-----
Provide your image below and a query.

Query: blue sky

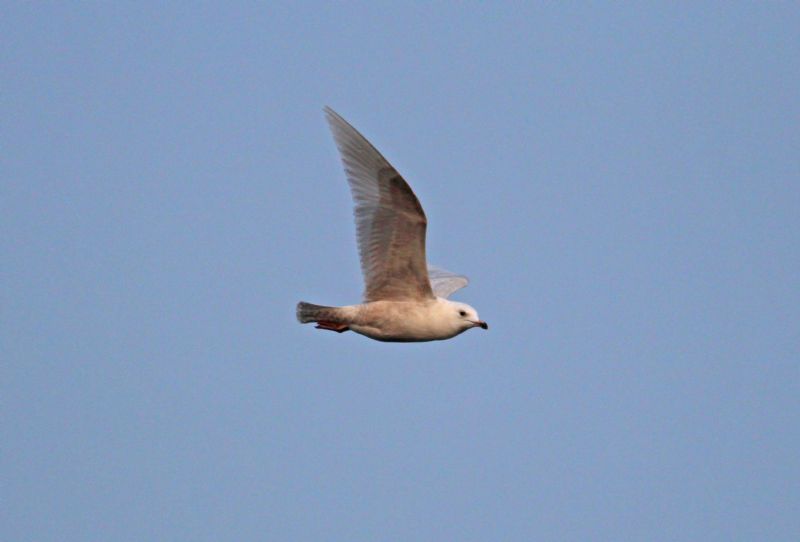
[3,3,799,540]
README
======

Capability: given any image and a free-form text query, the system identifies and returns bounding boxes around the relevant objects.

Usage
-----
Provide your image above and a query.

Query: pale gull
[296,107,488,342]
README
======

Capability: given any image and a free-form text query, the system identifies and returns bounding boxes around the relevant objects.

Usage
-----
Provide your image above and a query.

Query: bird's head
[447,300,488,332]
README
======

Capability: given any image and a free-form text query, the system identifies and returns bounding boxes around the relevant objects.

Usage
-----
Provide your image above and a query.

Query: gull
[296,107,488,342]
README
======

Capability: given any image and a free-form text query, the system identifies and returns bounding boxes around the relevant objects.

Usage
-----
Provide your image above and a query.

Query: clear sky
[3,3,799,541]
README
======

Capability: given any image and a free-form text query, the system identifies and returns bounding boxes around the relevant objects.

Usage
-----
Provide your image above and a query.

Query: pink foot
[315,321,349,333]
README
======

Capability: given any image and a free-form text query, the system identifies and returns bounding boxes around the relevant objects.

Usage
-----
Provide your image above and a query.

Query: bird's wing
[427,265,469,298]
[324,107,434,302]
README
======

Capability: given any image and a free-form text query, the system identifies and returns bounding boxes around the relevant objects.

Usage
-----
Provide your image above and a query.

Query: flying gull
[296,107,488,342]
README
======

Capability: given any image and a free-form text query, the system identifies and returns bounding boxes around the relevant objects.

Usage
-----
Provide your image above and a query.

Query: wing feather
[428,265,469,298]
[324,107,434,302]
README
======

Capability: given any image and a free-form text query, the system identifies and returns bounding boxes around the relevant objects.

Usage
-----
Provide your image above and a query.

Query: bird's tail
[296,301,342,324]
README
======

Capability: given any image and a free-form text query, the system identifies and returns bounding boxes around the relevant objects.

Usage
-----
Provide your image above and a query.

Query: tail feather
[296,301,340,324]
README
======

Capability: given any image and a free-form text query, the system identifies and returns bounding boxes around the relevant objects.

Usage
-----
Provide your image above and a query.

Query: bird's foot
[315,321,350,333]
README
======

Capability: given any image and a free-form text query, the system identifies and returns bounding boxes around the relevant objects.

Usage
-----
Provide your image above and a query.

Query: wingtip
[323,105,339,119]
[322,106,356,141]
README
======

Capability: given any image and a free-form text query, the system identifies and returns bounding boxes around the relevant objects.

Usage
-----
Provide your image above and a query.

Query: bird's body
[298,297,486,342]
[296,107,487,342]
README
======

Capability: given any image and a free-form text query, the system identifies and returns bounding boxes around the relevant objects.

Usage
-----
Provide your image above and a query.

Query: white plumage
[296,107,487,342]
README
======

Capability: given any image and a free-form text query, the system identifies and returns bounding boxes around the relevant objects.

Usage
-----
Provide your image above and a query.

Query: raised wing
[428,265,469,298]
[324,107,434,302]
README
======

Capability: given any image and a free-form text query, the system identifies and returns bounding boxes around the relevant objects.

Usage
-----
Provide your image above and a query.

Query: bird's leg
[315,321,350,333]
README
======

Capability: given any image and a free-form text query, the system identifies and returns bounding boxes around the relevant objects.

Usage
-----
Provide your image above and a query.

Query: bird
[296,107,488,342]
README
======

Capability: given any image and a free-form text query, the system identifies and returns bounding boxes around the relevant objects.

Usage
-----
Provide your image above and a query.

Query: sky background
[3,3,799,541]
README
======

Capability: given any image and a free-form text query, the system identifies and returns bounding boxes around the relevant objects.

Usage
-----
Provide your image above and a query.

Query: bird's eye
[458,310,467,317]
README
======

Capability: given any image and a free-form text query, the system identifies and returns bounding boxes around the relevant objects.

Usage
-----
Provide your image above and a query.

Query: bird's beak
[475,321,488,330]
